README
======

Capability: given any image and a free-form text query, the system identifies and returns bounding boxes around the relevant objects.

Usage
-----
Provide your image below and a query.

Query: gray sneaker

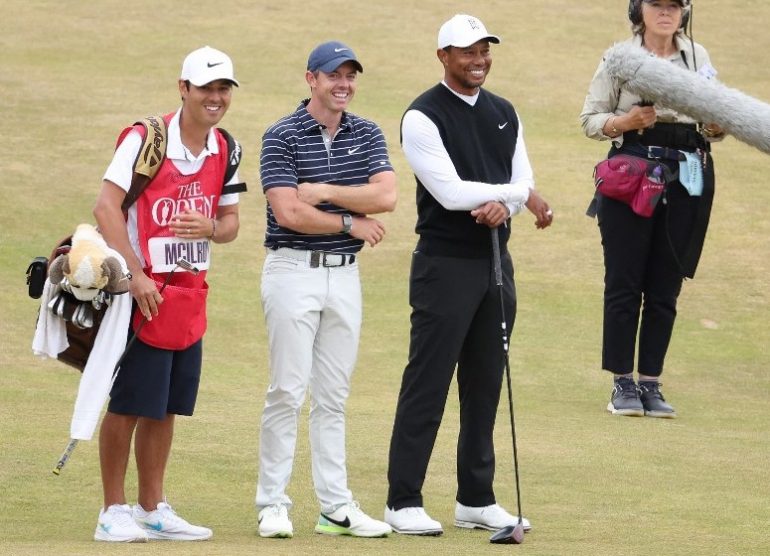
[606,376,644,417]
[638,381,677,418]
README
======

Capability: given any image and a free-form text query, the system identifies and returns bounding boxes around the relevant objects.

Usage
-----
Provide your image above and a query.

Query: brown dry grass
[1,1,769,554]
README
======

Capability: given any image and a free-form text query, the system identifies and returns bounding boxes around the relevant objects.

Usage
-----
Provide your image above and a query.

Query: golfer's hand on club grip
[471,201,509,228]
[350,216,386,247]
[129,273,163,320]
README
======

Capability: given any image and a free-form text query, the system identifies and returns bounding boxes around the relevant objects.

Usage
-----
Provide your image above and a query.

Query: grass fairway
[2,1,769,554]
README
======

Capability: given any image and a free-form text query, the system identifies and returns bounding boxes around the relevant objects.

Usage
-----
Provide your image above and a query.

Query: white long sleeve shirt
[401,82,534,216]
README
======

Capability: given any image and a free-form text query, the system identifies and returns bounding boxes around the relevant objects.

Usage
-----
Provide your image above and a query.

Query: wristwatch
[341,213,353,233]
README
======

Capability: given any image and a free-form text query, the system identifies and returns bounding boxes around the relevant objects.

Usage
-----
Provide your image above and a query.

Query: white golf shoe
[454,502,531,532]
[315,501,391,537]
[133,501,212,541]
[384,506,443,536]
[94,504,148,542]
[258,503,293,538]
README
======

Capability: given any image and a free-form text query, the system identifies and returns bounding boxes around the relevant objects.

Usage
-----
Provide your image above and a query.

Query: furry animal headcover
[48,224,129,301]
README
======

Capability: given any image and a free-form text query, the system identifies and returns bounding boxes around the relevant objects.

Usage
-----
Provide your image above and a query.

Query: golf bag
[28,236,112,371]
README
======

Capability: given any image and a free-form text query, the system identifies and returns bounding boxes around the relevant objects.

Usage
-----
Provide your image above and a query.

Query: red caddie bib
[125,112,229,350]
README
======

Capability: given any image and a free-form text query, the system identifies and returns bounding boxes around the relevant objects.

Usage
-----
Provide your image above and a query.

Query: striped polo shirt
[261,100,393,253]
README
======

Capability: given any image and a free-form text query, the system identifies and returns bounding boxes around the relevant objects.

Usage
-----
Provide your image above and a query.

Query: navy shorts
[108,331,203,420]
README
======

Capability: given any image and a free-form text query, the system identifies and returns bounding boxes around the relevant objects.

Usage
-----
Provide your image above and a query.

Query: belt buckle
[322,253,345,267]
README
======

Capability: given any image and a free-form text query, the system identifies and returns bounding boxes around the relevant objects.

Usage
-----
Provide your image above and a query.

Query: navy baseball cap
[307,41,363,73]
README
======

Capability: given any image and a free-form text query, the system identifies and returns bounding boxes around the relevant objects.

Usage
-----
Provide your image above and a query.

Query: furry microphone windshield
[603,42,770,155]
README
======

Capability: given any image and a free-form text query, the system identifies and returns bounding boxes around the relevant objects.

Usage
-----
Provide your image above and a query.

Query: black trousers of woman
[597,187,697,376]
[598,123,714,377]
[387,249,516,510]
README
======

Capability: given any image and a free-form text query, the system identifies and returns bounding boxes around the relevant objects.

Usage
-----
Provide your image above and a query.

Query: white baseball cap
[180,46,239,87]
[437,14,500,49]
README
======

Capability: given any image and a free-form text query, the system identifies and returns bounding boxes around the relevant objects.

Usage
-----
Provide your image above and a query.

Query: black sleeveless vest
[404,84,519,257]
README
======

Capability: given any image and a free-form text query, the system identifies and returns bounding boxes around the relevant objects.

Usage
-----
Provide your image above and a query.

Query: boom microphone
[603,42,770,155]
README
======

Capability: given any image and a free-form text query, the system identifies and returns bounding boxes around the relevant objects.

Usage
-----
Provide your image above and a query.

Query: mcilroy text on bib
[148,237,211,273]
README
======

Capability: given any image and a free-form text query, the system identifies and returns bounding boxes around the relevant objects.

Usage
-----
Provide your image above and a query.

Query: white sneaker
[94,504,149,542]
[315,501,391,537]
[133,502,212,541]
[384,506,443,536]
[258,504,293,538]
[454,502,531,532]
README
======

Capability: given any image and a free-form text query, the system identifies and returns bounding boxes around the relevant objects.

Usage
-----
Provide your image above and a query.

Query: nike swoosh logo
[321,513,351,528]
[348,146,361,154]
[334,48,348,53]
[498,122,509,129]
[144,521,164,531]
[207,61,224,68]
[99,523,112,533]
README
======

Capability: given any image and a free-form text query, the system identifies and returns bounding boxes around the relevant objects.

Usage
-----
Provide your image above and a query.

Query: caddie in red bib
[90,46,245,543]
[130,111,231,350]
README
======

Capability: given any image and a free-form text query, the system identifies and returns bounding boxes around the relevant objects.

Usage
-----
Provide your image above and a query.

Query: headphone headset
[628,0,691,29]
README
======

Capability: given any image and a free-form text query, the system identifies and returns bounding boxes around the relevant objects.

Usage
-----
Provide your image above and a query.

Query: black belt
[622,122,705,151]
[271,248,356,268]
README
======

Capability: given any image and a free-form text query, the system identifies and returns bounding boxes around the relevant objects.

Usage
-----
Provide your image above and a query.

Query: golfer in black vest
[384,14,552,536]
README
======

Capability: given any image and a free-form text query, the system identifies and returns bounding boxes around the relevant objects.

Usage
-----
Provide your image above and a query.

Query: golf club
[52,258,199,475]
[488,227,525,545]
[52,438,78,476]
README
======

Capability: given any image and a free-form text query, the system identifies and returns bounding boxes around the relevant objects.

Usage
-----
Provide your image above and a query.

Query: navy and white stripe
[260,100,393,253]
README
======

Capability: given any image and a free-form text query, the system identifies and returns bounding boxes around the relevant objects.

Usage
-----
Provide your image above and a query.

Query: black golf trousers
[387,249,516,510]
[597,182,699,377]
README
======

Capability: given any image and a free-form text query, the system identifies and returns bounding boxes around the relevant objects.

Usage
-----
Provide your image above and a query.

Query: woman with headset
[580,0,724,418]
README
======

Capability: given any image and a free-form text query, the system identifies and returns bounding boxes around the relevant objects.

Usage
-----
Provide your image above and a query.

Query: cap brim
[446,34,501,48]
[316,57,364,74]
[189,77,239,87]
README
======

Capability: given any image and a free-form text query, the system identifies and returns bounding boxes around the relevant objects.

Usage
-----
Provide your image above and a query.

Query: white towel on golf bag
[31,279,68,358]
[31,247,132,440]
[70,291,131,440]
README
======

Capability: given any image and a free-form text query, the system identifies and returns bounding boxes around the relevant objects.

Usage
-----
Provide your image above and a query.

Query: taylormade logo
[142,116,165,168]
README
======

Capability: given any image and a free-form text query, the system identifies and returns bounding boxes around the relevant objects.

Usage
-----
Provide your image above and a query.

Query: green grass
[2,1,770,554]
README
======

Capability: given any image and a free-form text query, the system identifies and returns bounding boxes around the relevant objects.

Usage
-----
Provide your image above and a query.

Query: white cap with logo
[437,14,500,49]
[180,46,239,87]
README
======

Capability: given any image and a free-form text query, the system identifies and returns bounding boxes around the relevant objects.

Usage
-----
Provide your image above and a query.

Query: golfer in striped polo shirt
[255,40,396,539]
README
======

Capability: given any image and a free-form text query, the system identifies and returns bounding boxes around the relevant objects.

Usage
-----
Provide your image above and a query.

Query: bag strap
[217,127,247,194]
[120,115,168,213]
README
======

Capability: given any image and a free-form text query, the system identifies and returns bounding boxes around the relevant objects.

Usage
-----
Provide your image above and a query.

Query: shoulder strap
[120,116,168,212]
[217,127,242,185]
[217,127,247,194]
